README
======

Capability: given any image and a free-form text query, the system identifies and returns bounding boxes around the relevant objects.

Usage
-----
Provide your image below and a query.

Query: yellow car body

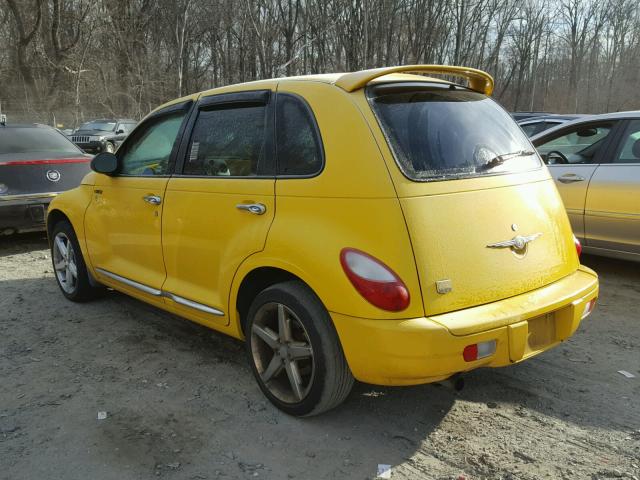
[47,65,598,414]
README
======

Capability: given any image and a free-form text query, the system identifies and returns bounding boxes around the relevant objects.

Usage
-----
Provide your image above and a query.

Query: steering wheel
[545,150,569,165]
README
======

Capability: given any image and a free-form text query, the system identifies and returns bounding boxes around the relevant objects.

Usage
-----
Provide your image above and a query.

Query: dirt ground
[1,233,639,480]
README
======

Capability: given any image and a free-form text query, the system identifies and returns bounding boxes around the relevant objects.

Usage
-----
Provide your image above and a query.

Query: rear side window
[369,85,540,181]
[184,105,267,177]
[276,94,323,176]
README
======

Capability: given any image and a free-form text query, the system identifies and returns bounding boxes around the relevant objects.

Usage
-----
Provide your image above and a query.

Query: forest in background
[1,0,639,127]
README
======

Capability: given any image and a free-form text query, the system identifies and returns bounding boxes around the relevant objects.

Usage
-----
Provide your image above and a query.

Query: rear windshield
[0,127,83,155]
[368,84,540,181]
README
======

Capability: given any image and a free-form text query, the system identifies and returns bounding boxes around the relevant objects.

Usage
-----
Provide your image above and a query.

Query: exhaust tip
[437,374,465,392]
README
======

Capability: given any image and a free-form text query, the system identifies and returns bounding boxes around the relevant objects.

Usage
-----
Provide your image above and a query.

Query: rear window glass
[0,127,82,155]
[184,105,267,177]
[369,85,540,181]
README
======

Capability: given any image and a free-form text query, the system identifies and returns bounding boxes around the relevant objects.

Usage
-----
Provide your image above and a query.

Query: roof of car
[518,114,585,124]
[82,118,136,123]
[530,110,640,141]
[150,66,491,116]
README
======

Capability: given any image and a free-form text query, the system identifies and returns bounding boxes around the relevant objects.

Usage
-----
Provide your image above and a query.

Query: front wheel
[245,281,354,416]
[51,220,103,302]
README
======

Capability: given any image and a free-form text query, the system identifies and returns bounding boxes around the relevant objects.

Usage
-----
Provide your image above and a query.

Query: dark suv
[70,119,137,154]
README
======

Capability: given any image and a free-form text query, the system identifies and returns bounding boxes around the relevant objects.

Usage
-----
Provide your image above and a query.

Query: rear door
[85,102,191,296]
[161,89,276,326]
[585,119,640,254]
[534,121,620,241]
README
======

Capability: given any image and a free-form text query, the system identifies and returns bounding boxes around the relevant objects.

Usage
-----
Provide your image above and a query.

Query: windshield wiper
[476,150,536,172]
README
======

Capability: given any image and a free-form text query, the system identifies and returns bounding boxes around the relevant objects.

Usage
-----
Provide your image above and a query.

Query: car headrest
[633,138,640,159]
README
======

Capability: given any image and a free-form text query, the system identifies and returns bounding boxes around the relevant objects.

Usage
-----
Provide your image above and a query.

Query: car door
[534,120,619,241]
[585,119,640,255]
[84,102,192,300]
[161,89,276,326]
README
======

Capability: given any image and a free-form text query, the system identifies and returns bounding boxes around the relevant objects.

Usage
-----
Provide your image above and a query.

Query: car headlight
[89,135,106,142]
[0,183,8,194]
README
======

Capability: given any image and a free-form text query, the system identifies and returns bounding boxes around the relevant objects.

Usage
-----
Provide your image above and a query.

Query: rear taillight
[574,235,582,257]
[340,248,410,311]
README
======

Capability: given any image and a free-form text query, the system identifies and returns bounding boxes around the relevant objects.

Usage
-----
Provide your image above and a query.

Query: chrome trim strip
[164,292,224,316]
[95,268,225,316]
[0,192,60,202]
[95,268,162,296]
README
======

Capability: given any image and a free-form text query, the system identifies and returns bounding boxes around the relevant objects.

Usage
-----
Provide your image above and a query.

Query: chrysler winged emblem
[486,233,542,253]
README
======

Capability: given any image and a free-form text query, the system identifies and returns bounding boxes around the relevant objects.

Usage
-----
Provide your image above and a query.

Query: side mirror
[116,129,124,134]
[91,152,118,175]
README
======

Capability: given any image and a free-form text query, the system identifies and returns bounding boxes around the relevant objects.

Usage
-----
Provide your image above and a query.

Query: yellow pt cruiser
[47,65,599,416]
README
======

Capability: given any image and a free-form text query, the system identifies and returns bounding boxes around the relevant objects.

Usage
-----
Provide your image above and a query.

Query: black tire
[245,280,354,416]
[104,142,115,153]
[50,220,103,302]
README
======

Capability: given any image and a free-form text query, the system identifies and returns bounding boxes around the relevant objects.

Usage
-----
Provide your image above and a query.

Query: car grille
[71,136,90,143]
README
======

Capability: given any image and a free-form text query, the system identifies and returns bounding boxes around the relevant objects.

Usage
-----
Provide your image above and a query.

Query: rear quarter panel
[231,81,424,326]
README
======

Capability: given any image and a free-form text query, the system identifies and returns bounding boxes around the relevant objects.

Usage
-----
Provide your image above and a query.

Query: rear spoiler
[334,65,494,96]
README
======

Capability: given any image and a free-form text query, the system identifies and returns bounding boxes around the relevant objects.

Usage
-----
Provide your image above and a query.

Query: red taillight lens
[340,248,410,312]
[574,235,582,257]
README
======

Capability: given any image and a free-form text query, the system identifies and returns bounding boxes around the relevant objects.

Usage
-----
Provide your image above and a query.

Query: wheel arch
[231,259,325,338]
[46,209,72,244]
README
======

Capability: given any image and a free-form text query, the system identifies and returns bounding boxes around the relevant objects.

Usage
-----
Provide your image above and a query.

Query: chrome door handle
[558,174,586,183]
[236,203,266,215]
[143,194,162,205]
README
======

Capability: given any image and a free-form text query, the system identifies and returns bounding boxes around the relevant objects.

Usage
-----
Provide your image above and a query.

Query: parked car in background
[518,114,585,137]
[532,111,640,261]
[0,123,91,235]
[70,118,137,154]
[47,65,597,416]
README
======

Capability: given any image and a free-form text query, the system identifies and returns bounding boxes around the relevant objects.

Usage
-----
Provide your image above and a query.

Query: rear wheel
[245,281,354,416]
[51,220,103,302]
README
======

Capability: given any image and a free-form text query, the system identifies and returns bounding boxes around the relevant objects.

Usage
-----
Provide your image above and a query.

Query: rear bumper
[331,266,598,386]
[0,193,57,233]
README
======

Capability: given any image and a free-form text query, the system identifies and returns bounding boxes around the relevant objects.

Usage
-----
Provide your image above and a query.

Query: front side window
[276,94,323,176]
[536,123,613,165]
[119,112,185,176]
[184,105,267,177]
[369,84,539,181]
[614,120,640,164]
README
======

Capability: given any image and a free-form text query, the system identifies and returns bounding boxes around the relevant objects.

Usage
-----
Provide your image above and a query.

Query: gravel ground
[1,233,639,480]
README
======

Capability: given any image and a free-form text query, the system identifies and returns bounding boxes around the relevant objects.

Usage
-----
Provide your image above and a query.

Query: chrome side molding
[96,268,162,296]
[95,268,224,316]
[163,292,224,316]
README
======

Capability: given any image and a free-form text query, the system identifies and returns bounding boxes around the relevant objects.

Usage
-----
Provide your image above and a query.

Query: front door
[535,121,618,241]
[161,90,276,326]
[585,119,640,254]
[85,105,190,297]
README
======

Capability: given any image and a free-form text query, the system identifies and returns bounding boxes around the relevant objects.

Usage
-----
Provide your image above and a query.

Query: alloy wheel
[250,302,315,403]
[53,232,78,294]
